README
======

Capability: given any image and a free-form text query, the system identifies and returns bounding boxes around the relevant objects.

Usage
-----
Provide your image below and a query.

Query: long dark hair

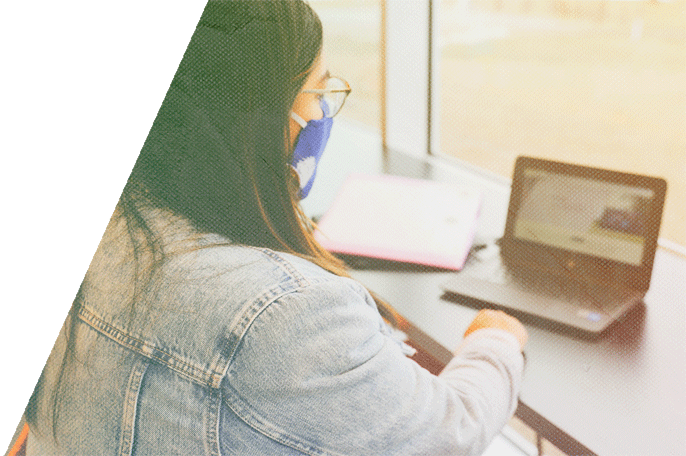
[27,0,397,439]
[125,0,324,255]
[121,0,396,321]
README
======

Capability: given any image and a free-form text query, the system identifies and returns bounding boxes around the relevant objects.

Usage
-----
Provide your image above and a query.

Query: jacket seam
[217,276,365,456]
[222,383,344,456]
[78,305,219,387]
[250,247,311,288]
[78,278,311,390]
[118,357,149,456]
[217,282,311,381]
[205,388,222,456]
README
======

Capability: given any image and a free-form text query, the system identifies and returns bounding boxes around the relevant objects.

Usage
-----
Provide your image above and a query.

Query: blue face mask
[289,102,333,199]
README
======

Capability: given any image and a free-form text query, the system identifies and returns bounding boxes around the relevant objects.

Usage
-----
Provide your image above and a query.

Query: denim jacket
[27,203,524,456]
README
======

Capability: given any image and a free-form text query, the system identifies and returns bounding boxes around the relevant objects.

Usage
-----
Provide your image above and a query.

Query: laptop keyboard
[474,263,633,313]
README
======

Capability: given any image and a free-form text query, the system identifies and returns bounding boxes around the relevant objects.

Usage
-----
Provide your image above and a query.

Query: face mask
[289,102,333,199]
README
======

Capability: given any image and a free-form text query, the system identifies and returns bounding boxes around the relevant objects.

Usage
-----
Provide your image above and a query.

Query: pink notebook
[314,174,482,270]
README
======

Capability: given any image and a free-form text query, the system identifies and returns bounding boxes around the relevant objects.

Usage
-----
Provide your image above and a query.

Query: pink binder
[314,174,482,270]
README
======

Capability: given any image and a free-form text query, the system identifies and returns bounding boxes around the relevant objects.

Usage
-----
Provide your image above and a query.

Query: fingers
[463,309,528,350]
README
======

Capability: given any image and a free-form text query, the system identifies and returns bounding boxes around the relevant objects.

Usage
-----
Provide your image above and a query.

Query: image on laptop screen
[513,168,654,266]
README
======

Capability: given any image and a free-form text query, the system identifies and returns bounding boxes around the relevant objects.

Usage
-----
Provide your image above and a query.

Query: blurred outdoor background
[309,0,684,246]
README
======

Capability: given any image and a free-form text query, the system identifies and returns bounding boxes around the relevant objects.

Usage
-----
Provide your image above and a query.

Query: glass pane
[438,0,685,245]
[309,0,382,132]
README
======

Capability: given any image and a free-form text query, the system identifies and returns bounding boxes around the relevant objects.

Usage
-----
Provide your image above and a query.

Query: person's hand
[463,309,528,350]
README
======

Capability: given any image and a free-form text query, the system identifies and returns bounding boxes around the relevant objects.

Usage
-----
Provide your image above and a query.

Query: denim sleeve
[221,276,523,456]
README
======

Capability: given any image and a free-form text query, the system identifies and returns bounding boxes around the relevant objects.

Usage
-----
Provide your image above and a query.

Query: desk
[318,145,686,456]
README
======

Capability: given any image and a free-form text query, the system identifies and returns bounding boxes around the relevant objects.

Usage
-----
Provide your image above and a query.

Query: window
[307,0,683,246]
[437,0,685,245]
[309,0,382,132]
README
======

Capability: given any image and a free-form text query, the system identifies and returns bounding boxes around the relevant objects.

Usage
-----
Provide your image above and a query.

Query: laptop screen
[513,167,656,267]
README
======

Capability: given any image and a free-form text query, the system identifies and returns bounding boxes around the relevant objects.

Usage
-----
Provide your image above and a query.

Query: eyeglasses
[301,76,351,118]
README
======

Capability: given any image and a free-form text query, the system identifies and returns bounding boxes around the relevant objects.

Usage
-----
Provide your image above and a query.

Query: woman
[24,1,527,455]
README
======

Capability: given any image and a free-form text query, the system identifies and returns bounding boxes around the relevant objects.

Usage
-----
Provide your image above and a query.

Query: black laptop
[442,156,667,338]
